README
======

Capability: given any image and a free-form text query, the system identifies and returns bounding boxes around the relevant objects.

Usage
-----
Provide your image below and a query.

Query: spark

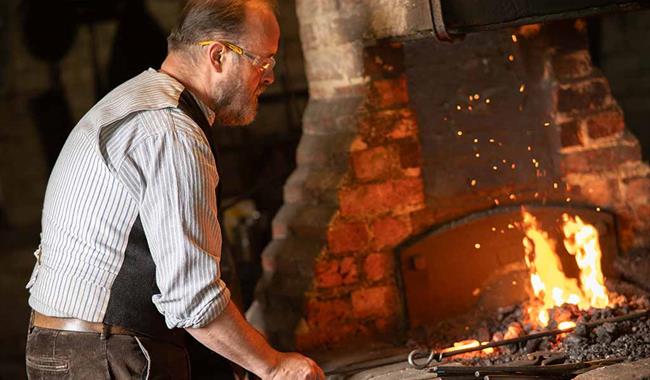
[494,199,500,205]
[485,98,491,104]
[544,122,550,127]
[470,179,477,186]
[456,104,462,111]
[492,165,498,171]
[511,163,516,169]
[489,138,495,143]
[509,194,516,200]
[553,182,559,189]
[475,153,480,158]
[475,243,481,249]
[468,105,473,111]
[457,130,463,136]
[596,207,601,212]
[491,227,497,232]
[508,55,515,62]
[519,84,526,93]
[566,197,572,203]
[473,94,480,100]
[502,159,507,164]
[473,138,479,143]
[527,146,532,151]
[508,223,515,229]
[511,34,518,43]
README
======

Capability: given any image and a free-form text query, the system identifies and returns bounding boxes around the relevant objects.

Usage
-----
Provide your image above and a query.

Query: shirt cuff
[161,281,231,329]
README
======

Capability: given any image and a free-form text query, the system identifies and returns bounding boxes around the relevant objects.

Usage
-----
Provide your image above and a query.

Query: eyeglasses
[198,40,275,73]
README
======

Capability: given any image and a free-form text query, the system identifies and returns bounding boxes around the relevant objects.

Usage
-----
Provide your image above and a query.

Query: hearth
[250,1,650,378]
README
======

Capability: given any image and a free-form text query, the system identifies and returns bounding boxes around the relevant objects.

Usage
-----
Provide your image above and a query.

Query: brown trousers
[25,326,190,379]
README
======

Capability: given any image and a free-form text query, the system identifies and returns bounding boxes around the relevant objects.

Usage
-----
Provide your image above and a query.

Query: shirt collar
[188,91,216,126]
[149,68,216,126]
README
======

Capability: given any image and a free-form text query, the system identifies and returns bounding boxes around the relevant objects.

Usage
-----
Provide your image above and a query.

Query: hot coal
[561,312,650,362]
[435,294,650,367]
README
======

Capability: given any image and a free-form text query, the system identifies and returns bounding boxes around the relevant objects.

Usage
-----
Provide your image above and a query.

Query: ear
[207,42,226,72]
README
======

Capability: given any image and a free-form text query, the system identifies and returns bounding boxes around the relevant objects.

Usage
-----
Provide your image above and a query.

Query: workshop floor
[0,224,39,380]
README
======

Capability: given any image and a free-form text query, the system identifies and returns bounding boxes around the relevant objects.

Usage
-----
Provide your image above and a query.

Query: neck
[160,54,214,110]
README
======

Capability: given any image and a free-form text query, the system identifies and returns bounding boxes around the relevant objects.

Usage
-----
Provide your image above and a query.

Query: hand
[265,352,325,380]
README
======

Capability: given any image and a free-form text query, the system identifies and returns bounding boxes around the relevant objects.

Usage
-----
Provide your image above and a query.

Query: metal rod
[409,309,649,369]
[431,358,624,376]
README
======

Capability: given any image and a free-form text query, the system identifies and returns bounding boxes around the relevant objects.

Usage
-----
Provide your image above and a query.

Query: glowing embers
[521,210,610,327]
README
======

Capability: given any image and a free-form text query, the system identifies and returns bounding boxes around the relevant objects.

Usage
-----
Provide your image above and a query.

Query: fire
[558,321,576,330]
[521,211,610,326]
[443,339,494,355]
[562,214,609,308]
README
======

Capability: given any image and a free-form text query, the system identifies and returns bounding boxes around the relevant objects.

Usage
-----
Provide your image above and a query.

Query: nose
[261,68,275,86]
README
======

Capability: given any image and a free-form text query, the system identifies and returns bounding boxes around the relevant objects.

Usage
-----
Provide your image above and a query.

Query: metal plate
[398,205,618,329]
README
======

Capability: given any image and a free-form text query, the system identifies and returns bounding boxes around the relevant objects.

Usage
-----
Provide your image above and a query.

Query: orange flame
[442,339,494,355]
[521,211,609,326]
[562,214,609,308]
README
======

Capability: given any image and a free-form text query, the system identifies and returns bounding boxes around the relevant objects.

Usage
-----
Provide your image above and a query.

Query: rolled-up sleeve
[121,115,230,329]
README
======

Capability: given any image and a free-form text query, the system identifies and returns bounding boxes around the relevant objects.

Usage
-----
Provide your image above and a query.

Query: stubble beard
[212,80,260,127]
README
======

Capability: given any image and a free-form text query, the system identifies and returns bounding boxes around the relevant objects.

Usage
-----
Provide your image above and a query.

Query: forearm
[185,299,278,377]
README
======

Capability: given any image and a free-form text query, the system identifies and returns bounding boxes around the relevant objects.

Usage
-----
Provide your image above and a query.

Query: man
[24,0,324,379]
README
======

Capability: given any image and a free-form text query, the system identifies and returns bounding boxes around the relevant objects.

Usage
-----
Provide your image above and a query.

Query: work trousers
[25,326,190,379]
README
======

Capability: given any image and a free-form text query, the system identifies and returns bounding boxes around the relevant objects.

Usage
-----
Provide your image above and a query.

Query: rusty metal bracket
[430,0,455,42]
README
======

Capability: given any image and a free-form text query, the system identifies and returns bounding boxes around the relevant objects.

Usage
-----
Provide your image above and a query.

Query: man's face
[213,3,279,126]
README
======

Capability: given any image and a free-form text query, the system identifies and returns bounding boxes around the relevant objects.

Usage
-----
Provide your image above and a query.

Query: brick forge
[253,11,650,352]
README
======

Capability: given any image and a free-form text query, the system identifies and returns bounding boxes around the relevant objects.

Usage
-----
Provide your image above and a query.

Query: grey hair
[167,0,277,53]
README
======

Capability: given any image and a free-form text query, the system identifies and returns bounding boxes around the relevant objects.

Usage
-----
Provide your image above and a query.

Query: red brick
[624,177,650,206]
[351,286,399,319]
[561,140,641,174]
[371,216,411,249]
[339,177,424,217]
[305,298,352,328]
[560,120,583,147]
[586,110,625,139]
[358,108,417,145]
[551,50,592,80]
[314,260,342,288]
[396,138,421,168]
[328,219,369,254]
[364,252,395,282]
[351,146,397,181]
[340,257,359,285]
[574,176,619,206]
[369,75,409,110]
[556,79,610,114]
[364,43,405,80]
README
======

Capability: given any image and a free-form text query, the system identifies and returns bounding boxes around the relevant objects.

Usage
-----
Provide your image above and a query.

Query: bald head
[167,0,277,57]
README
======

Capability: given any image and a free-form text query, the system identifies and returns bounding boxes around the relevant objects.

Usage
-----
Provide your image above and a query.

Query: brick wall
[254,3,650,352]
[596,10,650,160]
[550,22,650,251]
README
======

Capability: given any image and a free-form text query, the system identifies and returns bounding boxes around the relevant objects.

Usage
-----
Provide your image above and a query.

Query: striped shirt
[26,69,231,329]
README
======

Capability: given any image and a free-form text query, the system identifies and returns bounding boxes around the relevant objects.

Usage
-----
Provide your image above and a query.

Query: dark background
[0,0,307,378]
[1,1,650,378]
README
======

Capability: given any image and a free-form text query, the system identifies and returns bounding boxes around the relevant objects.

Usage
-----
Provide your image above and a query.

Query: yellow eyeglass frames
[198,40,275,72]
